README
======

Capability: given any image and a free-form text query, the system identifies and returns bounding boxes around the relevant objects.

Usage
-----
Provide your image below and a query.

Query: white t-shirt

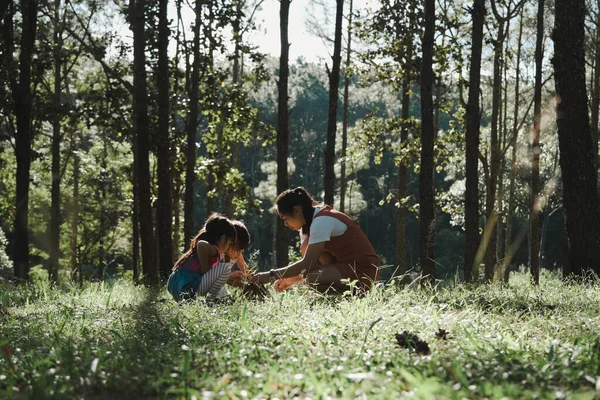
[306,207,348,245]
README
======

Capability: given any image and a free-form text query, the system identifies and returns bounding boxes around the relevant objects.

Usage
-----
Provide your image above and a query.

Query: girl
[253,187,381,293]
[167,213,236,302]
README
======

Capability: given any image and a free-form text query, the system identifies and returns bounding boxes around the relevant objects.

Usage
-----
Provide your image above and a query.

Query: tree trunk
[184,0,202,248]
[97,138,108,281]
[504,11,524,283]
[49,0,62,283]
[419,0,436,283]
[340,0,353,214]
[484,18,505,282]
[323,0,343,206]
[554,0,600,277]
[156,0,173,280]
[70,153,80,282]
[464,0,485,283]
[132,131,140,283]
[171,0,183,261]
[11,0,38,281]
[275,0,291,268]
[496,35,510,270]
[395,16,413,279]
[530,0,544,285]
[225,0,244,218]
[206,1,216,217]
[172,179,181,263]
[592,0,600,170]
[131,0,157,285]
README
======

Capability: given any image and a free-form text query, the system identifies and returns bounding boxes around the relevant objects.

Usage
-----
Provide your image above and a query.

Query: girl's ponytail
[173,213,235,270]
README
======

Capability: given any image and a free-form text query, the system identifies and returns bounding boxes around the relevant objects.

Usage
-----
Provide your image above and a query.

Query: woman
[253,187,380,293]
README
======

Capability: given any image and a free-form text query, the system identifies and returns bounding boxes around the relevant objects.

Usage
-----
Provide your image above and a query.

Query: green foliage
[0,226,12,276]
[1,270,600,398]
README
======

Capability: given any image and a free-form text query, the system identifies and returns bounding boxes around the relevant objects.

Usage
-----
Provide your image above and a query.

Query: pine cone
[395,331,431,355]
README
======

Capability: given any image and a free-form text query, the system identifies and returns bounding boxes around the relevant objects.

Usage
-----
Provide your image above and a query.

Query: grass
[1,269,600,399]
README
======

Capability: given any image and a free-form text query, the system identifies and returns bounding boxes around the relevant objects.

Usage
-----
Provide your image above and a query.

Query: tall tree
[504,10,524,283]
[49,0,63,282]
[3,0,39,280]
[530,0,544,285]
[183,0,202,248]
[323,0,343,206]
[131,0,157,284]
[70,151,81,284]
[464,0,485,283]
[420,0,435,283]
[275,0,291,268]
[339,0,353,214]
[484,0,521,282]
[554,0,600,277]
[156,0,172,279]
[395,6,415,279]
[591,0,600,169]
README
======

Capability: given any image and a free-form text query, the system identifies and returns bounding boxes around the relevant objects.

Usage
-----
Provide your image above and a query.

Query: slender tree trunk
[171,0,183,261]
[206,1,216,217]
[531,0,544,285]
[323,0,343,206]
[169,0,183,260]
[504,11,524,283]
[275,0,291,268]
[395,17,413,279]
[592,0,600,170]
[70,153,80,282]
[49,0,62,283]
[420,0,436,283]
[340,0,353,214]
[132,132,140,283]
[484,19,505,282]
[131,0,157,285]
[554,0,600,277]
[225,0,244,218]
[11,0,38,281]
[97,138,107,281]
[184,0,202,247]
[172,179,181,262]
[156,0,173,280]
[464,0,485,283]
[496,36,509,269]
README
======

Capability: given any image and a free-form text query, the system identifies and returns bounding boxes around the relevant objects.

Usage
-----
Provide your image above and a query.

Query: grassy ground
[1,270,600,399]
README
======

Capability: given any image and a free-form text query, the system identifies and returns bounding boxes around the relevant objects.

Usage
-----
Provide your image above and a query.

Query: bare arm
[270,241,326,280]
[196,241,218,275]
[236,254,250,275]
[300,234,309,257]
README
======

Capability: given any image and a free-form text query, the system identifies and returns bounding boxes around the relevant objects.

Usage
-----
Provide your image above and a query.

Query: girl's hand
[228,270,245,289]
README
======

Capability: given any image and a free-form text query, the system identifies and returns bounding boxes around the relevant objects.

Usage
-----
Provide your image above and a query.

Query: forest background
[1,0,599,286]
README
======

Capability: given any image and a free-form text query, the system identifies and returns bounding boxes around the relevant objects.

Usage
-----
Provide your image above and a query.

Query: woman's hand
[274,276,304,292]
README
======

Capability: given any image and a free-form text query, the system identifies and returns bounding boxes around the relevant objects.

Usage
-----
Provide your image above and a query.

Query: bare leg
[306,265,349,294]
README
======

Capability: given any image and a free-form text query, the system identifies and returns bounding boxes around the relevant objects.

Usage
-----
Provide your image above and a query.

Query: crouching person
[167,213,235,303]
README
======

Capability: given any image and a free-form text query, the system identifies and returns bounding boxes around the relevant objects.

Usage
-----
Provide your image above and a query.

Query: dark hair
[232,220,251,250]
[275,186,320,235]
[173,213,236,270]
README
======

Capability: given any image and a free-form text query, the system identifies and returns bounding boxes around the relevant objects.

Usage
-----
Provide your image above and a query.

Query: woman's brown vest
[314,206,380,280]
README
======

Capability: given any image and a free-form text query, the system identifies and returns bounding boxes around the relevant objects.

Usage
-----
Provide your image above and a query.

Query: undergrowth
[1,269,599,399]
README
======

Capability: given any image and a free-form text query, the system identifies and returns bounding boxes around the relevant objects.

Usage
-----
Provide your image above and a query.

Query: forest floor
[1,269,600,399]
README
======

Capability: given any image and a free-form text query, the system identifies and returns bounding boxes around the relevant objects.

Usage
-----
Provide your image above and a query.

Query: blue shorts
[167,264,203,301]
